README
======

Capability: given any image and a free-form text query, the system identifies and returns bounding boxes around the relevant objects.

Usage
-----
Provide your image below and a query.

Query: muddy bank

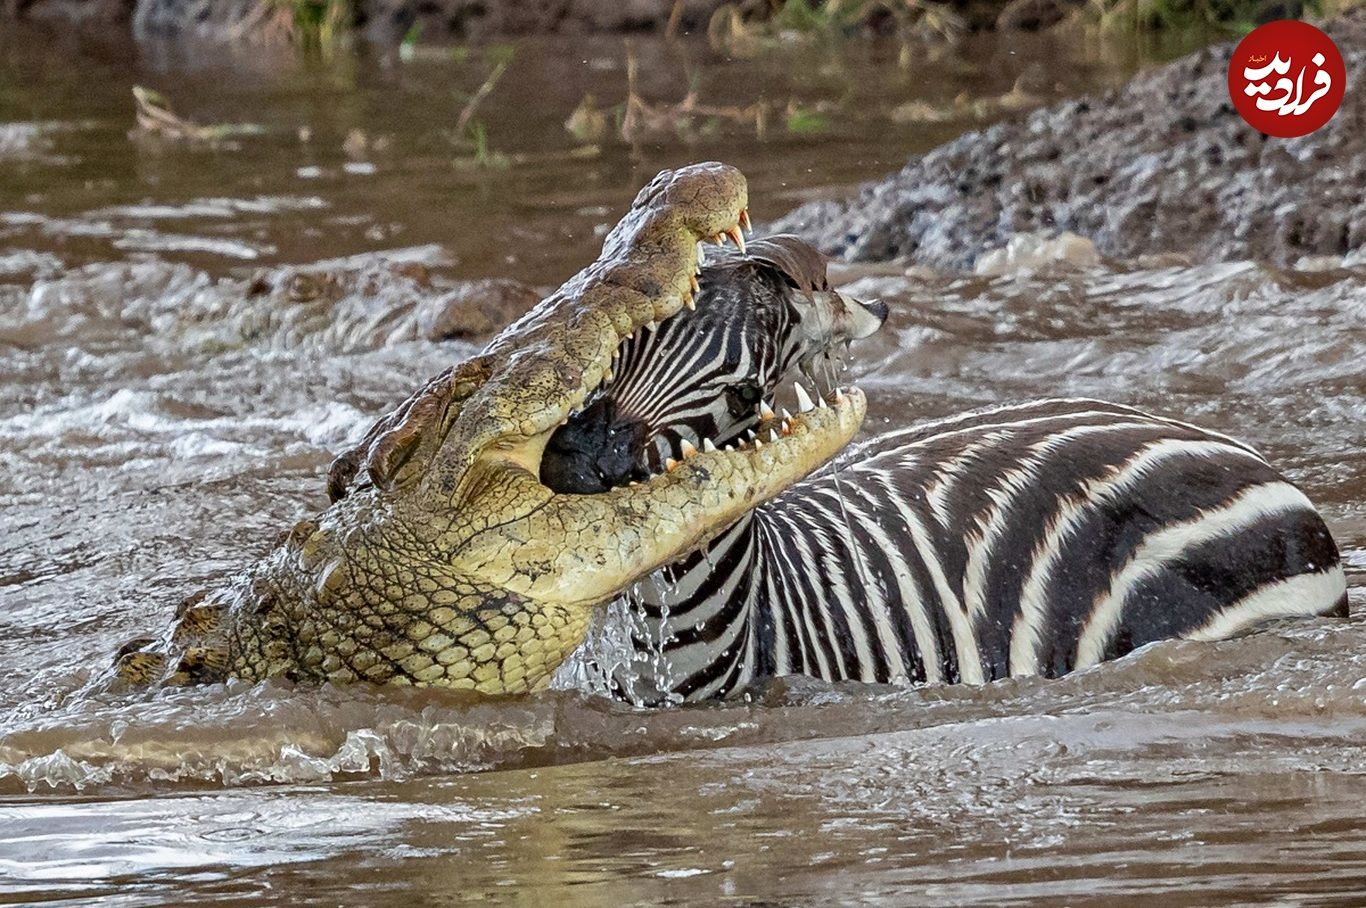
[774,14,1366,272]
[10,0,1067,45]
[132,0,731,44]
[8,0,733,41]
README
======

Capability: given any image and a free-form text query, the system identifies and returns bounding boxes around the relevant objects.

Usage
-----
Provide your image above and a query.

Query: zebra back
[617,399,1346,703]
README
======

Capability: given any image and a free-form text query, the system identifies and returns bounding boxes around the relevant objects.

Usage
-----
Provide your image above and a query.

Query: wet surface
[3,24,1365,906]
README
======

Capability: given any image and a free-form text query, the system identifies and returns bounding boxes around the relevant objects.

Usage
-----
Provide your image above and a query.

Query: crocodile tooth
[680,439,697,458]
[817,394,829,409]
[684,293,696,311]
[603,367,613,382]
[768,429,780,443]
[715,232,727,246]
[794,383,815,412]
[726,225,746,253]
[665,457,680,472]
[689,274,700,293]
[759,401,775,421]
[646,320,659,332]
[739,208,751,232]
[753,437,764,449]
[697,244,706,267]
[834,387,845,403]
[702,438,717,453]
[780,408,792,421]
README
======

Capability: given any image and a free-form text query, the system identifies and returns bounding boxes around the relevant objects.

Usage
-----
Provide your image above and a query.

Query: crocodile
[108,162,866,695]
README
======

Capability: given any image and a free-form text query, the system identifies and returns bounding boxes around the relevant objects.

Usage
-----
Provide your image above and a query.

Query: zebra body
[539,235,1345,703]
[616,398,1347,703]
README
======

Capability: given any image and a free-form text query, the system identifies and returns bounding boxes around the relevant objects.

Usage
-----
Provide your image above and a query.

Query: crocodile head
[113,162,866,695]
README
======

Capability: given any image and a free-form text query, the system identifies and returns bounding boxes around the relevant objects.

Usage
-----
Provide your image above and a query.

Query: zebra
[540,234,887,492]
[544,260,1349,706]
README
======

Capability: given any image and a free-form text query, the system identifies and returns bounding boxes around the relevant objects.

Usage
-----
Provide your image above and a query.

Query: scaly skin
[109,163,867,695]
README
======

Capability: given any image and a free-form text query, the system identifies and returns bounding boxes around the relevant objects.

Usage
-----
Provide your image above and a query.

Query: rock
[973,230,1100,275]
[358,0,729,44]
[131,0,276,40]
[9,0,728,41]
[8,0,132,24]
[994,0,1077,31]
[773,13,1366,271]
[416,278,541,342]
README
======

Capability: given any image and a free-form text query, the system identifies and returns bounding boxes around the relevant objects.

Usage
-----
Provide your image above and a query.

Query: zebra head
[540,234,888,494]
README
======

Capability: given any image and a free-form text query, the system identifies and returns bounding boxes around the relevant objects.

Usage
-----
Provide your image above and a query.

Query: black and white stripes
[543,238,1347,704]
[541,235,886,493]
[603,284,794,470]
[615,399,1346,703]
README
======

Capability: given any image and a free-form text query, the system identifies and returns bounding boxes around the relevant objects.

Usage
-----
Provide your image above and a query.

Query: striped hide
[541,235,886,493]
[614,399,1347,704]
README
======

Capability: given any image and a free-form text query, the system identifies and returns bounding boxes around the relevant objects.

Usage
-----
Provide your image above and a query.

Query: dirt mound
[12,0,731,41]
[773,15,1366,271]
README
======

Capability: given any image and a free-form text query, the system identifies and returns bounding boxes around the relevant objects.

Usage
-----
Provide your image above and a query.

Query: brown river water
[2,23,1365,906]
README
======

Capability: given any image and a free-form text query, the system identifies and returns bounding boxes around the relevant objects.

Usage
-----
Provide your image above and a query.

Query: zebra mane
[710,234,831,299]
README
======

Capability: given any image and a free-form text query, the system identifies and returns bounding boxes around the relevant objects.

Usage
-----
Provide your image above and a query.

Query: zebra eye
[726,381,763,411]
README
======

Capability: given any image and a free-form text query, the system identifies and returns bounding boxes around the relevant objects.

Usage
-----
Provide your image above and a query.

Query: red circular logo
[1227,20,1346,138]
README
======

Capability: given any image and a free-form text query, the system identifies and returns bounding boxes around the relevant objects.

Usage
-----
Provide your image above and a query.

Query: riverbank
[774,12,1366,271]
[1,0,1253,47]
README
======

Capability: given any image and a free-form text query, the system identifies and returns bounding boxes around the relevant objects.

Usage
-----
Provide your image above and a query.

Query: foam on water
[2,612,1361,795]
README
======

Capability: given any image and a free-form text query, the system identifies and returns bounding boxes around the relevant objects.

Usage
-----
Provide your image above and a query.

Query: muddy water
[3,23,1365,906]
